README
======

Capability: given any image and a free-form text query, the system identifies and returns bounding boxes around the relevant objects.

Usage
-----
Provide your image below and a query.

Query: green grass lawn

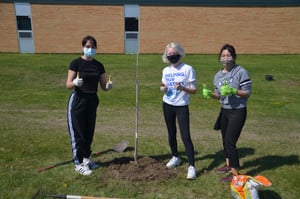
[0,53,299,199]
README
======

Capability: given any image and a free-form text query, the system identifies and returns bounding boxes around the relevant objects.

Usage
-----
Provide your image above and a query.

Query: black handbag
[213,110,222,131]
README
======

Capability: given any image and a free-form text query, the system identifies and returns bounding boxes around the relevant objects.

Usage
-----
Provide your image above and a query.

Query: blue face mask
[83,47,96,58]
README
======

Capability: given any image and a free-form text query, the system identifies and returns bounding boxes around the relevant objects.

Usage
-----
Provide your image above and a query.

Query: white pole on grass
[134,8,140,162]
[134,48,139,162]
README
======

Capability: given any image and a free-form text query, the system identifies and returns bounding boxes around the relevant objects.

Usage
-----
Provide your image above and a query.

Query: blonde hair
[162,42,186,63]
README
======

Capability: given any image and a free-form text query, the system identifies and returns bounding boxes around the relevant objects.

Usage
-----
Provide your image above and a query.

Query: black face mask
[167,54,181,64]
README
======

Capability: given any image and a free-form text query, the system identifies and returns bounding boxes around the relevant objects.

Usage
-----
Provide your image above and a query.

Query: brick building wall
[31,4,124,53]
[140,6,300,54]
[0,2,299,54]
[0,3,19,53]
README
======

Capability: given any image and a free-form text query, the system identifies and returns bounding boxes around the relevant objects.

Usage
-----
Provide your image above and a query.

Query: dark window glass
[17,16,32,30]
[125,17,138,31]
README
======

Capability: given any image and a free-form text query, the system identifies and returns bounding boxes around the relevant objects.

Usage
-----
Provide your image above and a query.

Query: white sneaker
[75,163,92,176]
[83,158,100,170]
[166,156,181,168]
[187,165,196,179]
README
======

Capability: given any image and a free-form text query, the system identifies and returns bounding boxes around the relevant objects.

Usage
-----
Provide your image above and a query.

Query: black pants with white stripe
[67,91,99,165]
[163,102,195,166]
[220,107,247,169]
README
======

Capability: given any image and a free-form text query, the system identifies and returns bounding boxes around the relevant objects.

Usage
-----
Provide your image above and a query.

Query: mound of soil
[101,156,177,181]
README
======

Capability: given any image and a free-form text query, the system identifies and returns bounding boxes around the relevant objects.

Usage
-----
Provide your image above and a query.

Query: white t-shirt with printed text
[162,63,196,106]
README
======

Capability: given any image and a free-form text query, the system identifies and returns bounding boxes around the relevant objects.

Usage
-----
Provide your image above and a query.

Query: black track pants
[67,91,99,165]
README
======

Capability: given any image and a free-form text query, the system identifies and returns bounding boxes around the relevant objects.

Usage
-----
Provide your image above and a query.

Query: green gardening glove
[202,84,212,99]
[220,81,238,96]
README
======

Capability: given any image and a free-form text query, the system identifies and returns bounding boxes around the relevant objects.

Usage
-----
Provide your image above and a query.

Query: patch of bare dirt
[281,79,300,87]
[101,156,177,181]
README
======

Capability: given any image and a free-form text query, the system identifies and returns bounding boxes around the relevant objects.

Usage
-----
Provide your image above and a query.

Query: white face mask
[83,47,96,58]
[220,56,234,66]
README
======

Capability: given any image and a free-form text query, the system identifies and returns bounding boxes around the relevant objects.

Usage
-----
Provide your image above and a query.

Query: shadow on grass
[259,190,282,199]
[243,154,299,176]
[195,147,255,173]
[98,148,296,199]
[102,146,298,176]
[149,151,193,163]
[138,147,255,171]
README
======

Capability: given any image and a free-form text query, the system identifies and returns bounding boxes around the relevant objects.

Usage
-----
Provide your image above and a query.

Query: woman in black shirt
[66,35,112,175]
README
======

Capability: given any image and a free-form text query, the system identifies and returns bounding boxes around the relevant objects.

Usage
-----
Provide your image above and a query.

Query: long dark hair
[218,44,236,60]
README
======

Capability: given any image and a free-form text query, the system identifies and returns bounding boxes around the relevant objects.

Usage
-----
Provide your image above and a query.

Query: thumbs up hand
[160,83,168,92]
[202,84,212,99]
[73,72,83,87]
[106,75,113,90]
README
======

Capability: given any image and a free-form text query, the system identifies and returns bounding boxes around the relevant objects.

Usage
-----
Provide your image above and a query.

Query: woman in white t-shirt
[160,42,197,180]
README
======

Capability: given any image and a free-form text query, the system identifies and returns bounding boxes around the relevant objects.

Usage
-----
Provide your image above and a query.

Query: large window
[125,17,138,31]
[16,16,32,30]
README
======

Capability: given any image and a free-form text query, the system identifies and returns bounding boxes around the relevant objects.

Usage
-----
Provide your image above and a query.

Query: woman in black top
[66,35,113,175]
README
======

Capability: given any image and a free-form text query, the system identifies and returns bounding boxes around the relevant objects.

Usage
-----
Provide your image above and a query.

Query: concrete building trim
[2,0,300,6]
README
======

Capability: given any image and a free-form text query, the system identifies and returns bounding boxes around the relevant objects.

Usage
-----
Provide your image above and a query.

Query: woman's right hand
[160,83,167,92]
